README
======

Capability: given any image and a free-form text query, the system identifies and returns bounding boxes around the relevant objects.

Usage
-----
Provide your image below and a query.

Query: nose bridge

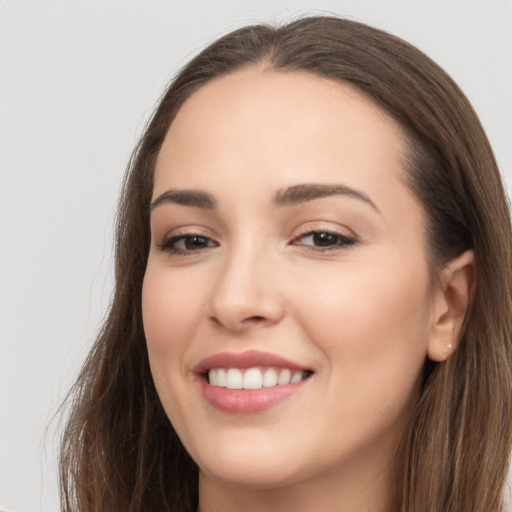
[208,232,283,329]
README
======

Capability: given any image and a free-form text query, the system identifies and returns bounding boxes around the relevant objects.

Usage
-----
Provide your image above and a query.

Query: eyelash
[158,233,218,255]
[158,230,356,256]
[291,230,356,252]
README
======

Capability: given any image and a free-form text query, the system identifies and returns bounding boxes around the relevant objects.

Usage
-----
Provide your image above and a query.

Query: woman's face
[142,67,437,492]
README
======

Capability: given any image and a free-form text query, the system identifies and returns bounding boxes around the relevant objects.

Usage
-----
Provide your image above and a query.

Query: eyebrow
[273,183,380,212]
[150,189,217,210]
[150,183,379,213]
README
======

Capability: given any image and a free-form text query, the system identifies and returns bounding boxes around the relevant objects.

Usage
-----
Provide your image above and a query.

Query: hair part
[60,15,512,512]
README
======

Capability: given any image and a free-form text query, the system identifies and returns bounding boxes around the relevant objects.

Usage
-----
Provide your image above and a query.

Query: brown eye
[311,232,340,247]
[181,236,212,250]
[293,231,356,251]
[159,234,217,254]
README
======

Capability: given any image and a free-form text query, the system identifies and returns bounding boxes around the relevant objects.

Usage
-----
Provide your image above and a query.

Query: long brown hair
[60,16,512,512]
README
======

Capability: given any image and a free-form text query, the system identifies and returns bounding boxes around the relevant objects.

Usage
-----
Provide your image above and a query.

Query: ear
[427,250,477,362]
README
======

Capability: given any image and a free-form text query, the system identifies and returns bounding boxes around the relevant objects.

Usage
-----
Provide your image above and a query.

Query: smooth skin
[142,66,475,512]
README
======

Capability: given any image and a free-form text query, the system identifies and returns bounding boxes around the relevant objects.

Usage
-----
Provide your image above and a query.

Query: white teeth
[262,368,278,387]
[209,369,218,386]
[243,368,263,389]
[208,367,308,389]
[226,368,243,389]
[217,368,227,387]
[291,371,303,384]
[277,368,292,385]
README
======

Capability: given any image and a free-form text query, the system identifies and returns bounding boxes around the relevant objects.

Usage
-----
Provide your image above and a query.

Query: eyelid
[156,227,219,255]
[290,221,357,240]
[289,223,358,252]
[154,224,216,243]
[159,233,216,248]
[292,230,355,245]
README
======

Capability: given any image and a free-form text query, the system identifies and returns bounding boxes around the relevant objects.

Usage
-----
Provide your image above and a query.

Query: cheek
[141,263,208,419]
[299,266,432,447]
[142,265,203,357]
[292,261,432,387]
[141,266,205,435]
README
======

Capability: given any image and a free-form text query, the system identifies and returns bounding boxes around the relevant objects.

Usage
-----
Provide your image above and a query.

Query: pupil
[185,236,207,249]
[313,232,337,246]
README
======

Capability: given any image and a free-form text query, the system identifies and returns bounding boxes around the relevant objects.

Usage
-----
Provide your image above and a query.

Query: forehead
[154,67,409,211]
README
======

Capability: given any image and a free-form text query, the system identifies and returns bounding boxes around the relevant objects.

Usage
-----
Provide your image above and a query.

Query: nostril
[244,316,266,323]
[208,314,270,330]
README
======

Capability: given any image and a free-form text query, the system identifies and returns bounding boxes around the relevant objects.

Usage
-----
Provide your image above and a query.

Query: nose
[208,243,285,332]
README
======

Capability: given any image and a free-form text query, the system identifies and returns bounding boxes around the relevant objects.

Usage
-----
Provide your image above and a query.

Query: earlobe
[427,250,477,362]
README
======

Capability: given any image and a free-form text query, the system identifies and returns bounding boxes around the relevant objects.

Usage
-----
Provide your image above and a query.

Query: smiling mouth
[207,367,314,390]
[197,351,314,413]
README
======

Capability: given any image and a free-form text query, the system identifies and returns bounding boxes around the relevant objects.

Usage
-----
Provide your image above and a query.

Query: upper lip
[194,350,311,374]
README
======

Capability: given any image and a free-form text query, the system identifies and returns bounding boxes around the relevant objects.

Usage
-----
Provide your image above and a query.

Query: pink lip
[195,350,309,373]
[194,350,312,414]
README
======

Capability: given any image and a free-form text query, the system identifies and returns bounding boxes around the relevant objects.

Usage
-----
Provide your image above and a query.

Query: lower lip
[200,378,309,413]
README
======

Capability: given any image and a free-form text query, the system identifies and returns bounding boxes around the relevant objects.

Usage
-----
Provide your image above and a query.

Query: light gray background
[1,1,511,511]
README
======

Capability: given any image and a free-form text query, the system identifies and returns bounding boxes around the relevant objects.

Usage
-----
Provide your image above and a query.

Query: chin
[199,458,303,490]
[191,434,312,489]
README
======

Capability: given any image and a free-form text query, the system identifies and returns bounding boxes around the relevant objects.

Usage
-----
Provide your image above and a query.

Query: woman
[59,16,512,512]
